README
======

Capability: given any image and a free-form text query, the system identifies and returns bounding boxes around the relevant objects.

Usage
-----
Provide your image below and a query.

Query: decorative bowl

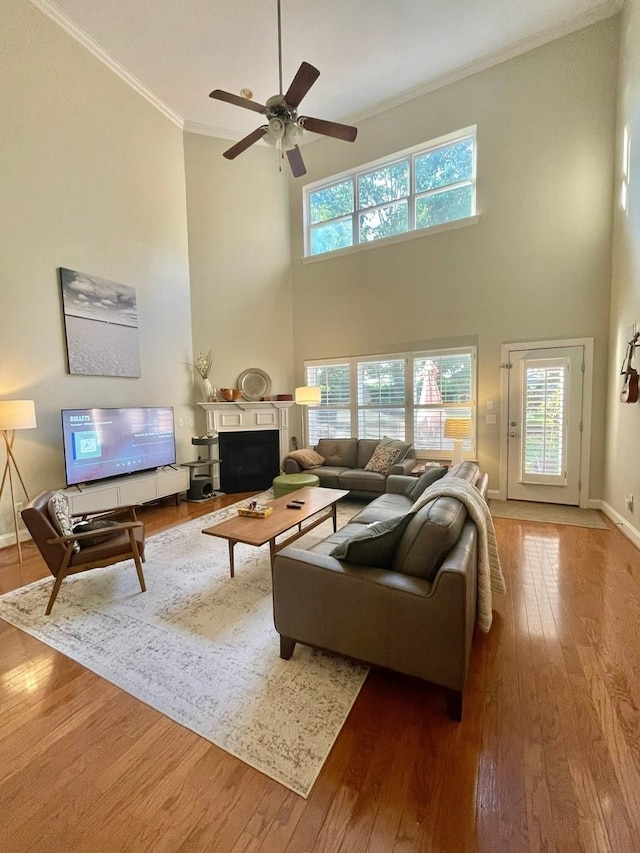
[220,388,243,402]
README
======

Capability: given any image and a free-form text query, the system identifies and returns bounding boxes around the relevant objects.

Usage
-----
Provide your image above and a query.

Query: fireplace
[218,430,281,492]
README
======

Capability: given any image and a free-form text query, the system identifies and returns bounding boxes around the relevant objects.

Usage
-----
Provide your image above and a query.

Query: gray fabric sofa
[272,461,487,720]
[281,438,417,499]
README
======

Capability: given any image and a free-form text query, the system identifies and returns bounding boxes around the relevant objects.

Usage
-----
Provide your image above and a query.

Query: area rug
[489,499,608,529]
[0,493,369,798]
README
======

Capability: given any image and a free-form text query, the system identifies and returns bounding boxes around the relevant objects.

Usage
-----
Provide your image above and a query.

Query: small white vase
[201,377,213,401]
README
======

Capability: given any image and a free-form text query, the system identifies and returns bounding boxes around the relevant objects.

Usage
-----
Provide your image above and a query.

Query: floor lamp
[443,416,473,466]
[0,400,37,563]
[294,386,321,449]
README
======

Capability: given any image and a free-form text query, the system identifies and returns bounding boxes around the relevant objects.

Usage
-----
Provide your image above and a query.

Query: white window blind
[356,358,406,439]
[413,351,473,453]
[523,362,566,480]
[305,363,351,444]
[303,347,476,457]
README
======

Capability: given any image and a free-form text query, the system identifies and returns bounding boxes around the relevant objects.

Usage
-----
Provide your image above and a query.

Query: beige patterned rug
[0,493,368,798]
[489,499,608,529]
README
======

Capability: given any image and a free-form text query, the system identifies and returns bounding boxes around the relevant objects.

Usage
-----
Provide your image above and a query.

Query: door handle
[509,432,518,437]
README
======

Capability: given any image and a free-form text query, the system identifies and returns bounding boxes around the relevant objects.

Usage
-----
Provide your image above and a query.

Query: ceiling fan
[208,0,358,178]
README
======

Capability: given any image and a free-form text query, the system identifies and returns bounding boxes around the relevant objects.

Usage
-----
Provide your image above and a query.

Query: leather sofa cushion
[338,469,386,494]
[312,466,350,488]
[393,497,468,582]
[316,439,357,468]
[350,493,413,523]
[331,514,413,568]
[307,522,369,556]
[407,466,448,501]
[355,439,380,468]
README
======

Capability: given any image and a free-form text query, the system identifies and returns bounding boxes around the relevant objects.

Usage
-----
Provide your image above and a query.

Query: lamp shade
[295,386,321,406]
[443,417,473,439]
[0,400,37,431]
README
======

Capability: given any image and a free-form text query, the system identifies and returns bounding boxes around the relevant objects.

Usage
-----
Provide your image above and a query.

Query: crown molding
[182,121,241,141]
[29,0,184,129]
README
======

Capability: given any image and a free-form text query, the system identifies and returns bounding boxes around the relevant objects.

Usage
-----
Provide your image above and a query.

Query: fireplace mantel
[198,401,294,490]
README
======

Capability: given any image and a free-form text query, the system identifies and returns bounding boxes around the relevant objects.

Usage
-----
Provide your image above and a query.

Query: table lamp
[0,400,37,563]
[294,386,321,449]
[443,416,473,466]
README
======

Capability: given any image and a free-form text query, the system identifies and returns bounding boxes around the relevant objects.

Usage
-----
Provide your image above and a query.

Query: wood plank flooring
[1,496,640,851]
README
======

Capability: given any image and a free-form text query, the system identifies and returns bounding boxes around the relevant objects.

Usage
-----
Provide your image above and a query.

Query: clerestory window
[304,127,477,258]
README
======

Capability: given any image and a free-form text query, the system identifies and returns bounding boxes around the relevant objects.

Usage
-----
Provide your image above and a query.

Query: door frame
[498,337,593,508]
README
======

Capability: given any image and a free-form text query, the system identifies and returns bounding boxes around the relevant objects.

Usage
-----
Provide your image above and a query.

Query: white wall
[289,20,619,497]
[604,0,640,534]
[0,0,193,541]
[183,133,294,434]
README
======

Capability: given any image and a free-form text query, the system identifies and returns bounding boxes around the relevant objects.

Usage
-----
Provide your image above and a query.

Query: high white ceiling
[35,0,620,138]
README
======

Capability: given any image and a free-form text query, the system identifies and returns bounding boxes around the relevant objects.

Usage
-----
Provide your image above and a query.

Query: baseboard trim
[600,501,640,551]
[0,529,31,549]
[588,498,603,510]
[487,489,501,501]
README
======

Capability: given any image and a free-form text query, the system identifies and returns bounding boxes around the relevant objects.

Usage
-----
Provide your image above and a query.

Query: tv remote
[287,503,302,509]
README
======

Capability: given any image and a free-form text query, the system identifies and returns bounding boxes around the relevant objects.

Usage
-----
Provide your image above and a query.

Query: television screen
[61,407,177,486]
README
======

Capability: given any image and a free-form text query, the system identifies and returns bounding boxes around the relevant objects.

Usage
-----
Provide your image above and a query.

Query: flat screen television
[61,406,177,487]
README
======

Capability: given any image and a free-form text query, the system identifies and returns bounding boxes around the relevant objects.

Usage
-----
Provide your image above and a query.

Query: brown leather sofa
[281,437,417,498]
[272,461,486,720]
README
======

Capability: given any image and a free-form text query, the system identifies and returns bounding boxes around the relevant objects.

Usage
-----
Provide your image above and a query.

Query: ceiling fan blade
[223,126,268,160]
[284,61,320,108]
[286,145,307,178]
[300,116,358,143]
[209,89,266,114]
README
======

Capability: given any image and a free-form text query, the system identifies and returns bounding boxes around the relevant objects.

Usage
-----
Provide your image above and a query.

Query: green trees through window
[306,129,476,256]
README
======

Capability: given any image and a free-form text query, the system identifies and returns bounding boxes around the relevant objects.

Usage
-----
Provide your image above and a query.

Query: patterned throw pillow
[73,518,121,549]
[48,491,80,554]
[286,449,326,469]
[364,444,401,475]
[330,514,413,568]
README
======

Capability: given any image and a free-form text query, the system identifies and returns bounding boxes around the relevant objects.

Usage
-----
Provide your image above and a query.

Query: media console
[63,467,189,515]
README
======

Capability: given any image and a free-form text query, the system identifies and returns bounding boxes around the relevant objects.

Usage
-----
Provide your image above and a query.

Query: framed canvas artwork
[59,268,141,377]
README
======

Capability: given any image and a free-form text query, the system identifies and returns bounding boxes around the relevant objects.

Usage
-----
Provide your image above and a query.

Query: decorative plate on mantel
[237,367,272,401]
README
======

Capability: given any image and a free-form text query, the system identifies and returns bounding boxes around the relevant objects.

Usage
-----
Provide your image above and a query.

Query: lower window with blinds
[304,347,476,459]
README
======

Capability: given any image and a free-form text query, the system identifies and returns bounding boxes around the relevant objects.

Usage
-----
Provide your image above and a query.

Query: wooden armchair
[21,491,146,615]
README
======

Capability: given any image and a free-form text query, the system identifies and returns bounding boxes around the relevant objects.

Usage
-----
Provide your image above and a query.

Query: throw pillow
[48,491,80,554]
[72,518,121,549]
[379,435,411,461]
[330,513,413,568]
[407,466,448,502]
[286,449,326,469]
[364,444,401,475]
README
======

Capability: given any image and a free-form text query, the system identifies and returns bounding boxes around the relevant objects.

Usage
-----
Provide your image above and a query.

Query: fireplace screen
[218,430,280,492]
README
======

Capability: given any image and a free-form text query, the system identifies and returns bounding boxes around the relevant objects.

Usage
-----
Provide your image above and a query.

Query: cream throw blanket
[411,477,506,632]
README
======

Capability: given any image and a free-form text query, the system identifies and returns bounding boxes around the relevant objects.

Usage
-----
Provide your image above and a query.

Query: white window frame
[303,126,477,260]
[304,346,477,460]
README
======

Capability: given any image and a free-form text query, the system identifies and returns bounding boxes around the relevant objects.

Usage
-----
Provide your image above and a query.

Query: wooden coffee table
[202,486,349,577]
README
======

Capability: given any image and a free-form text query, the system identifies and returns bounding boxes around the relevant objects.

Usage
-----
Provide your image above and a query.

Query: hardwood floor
[1,497,640,851]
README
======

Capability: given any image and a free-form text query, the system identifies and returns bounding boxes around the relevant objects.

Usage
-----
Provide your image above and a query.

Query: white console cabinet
[64,467,189,515]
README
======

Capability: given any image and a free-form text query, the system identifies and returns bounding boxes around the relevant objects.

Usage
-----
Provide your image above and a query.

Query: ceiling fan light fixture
[240,87,254,100]
[283,121,303,150]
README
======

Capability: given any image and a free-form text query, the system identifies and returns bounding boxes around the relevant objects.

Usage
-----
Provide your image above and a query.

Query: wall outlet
[178,418,184,428]
[14,502,25,529]
[625,494,634,512]
[486,414,497,424]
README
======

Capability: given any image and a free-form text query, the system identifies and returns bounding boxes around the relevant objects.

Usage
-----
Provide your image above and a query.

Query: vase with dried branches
[190,350,215,401]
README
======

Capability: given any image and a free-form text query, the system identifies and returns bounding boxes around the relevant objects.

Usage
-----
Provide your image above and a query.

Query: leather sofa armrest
[390,456,417,476]
[385,474,416,495]
[282,456,304,474]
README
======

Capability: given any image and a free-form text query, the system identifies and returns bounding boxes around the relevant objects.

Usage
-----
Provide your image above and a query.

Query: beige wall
[0,0,193,541]
[289,20,618,497]
[604,0,640,528]
[183,133,294,424]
